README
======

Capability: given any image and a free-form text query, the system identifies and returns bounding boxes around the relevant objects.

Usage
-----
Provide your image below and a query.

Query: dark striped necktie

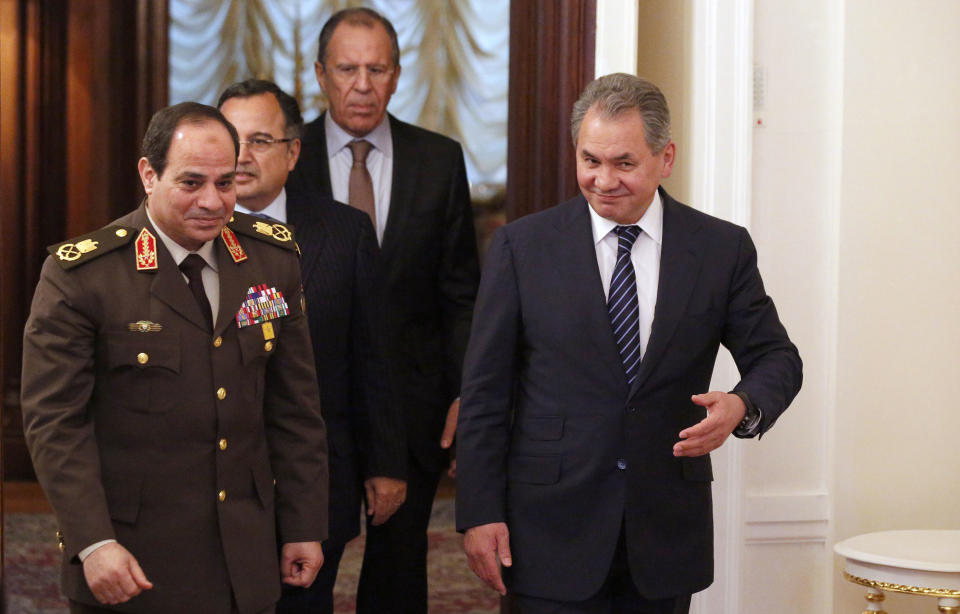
[608,225,642,384]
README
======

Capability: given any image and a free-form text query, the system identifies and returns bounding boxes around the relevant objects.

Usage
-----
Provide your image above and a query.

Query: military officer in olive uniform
[21,102,329,614]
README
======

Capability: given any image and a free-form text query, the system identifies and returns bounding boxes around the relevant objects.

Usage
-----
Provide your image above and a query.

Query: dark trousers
[69,603,117,614]
[355,457,442,614]
[275,541,347,614]
[510,526,691,614]
[69,599,276,614]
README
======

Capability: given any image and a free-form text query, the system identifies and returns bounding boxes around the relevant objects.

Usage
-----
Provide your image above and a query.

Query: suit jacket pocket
[508,455,561,485]
[521,416,564,441]
[103,331,180,413]
[252,465,276,510]
[101,471,143,524]
[681,456,714,482]
[238,323,277,365]
[104,331,180,372]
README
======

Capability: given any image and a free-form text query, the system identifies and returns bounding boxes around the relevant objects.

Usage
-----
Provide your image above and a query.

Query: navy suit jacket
[456,190,802,601]
[288,113,480,472]
[286,190,405,544]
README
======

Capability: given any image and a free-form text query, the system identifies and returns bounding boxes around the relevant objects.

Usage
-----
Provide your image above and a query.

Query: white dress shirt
[325,113,393,244]
[588,190,663,360]
[234,187,288,223]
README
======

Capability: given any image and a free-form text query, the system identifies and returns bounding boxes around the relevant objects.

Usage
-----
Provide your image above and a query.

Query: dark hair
[217,79,304,139]
[316,7,400,68]
[140,102,240,178]
[570,73,671,153]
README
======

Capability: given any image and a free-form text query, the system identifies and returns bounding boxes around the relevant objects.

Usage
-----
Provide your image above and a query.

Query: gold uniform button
[213,336,223,348]
[216,387,226,400]
[218,490,226,502]
[264,341,273,352]
[218,438,227,451]
[116,228,128,238]
[137,352,149,365]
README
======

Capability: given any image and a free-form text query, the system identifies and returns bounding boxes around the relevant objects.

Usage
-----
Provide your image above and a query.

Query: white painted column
[686,2,755,612]
[595,0,638,76]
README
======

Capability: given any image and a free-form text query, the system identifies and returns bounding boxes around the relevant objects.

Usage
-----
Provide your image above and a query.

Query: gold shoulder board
[227,211,299,255]
[47,225,137,270]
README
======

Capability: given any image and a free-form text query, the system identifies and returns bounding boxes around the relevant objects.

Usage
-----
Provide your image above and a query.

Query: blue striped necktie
[608,225,642,384]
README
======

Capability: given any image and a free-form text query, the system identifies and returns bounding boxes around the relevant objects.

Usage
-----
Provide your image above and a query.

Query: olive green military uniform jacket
[21,205,329,613]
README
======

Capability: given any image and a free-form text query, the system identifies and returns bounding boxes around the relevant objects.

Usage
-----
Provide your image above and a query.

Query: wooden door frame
[507,0,596,221]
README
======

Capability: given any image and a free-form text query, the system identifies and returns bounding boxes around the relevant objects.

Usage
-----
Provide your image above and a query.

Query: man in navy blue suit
[456,73,802,614]
[219,79,407,614]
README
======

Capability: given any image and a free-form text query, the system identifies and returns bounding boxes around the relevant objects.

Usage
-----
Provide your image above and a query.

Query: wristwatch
[731,391,762,438]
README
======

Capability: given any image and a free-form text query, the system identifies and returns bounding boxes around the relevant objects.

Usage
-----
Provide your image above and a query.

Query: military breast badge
[128,320,163,332]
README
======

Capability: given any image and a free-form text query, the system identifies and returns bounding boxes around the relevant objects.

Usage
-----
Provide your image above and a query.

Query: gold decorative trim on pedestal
[861,588,887,614]
[844,571,960,598]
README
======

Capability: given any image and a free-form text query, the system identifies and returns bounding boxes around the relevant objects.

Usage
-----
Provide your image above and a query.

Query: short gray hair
[570,73,671,153]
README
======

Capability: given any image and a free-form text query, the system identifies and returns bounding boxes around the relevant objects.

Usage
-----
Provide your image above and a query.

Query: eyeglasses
[239,137,294,153]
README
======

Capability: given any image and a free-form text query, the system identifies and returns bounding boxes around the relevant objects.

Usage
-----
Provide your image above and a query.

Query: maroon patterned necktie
[348,140,376,227]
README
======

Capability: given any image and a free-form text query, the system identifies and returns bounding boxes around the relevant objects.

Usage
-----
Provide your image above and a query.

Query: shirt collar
[588,189,664,247]
[234,187,287,223]
[325,112,393,159]
[145,206,219,271]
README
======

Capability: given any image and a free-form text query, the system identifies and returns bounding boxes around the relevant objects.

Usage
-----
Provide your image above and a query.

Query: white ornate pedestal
[834,531,960,613]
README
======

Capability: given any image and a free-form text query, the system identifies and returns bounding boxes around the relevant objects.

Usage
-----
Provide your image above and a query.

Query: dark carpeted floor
[3,500,498,614]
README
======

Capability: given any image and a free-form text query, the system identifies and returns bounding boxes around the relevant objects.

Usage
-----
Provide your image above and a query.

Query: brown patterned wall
[0,0,168,484]
[507,0,596,221]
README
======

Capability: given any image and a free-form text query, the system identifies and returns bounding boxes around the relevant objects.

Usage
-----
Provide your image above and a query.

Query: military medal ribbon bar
[236,284,290,328]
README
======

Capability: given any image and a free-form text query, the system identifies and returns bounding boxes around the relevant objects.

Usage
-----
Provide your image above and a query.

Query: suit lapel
[213,236,252,336]
[380,115,415,259]
[630,191,702,396]
[299,114,334,196]
[148,236,211,332]
[125,205,211,332]
[554,197,629,392]
[286,191,326,283]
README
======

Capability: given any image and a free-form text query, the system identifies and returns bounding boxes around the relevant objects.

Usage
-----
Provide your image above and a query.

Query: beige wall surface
[745,0,838,611]
[834,0,960,612]
[635,1,692,204]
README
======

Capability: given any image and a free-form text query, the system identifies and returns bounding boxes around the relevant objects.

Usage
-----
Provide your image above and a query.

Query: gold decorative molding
[844,571,960,598]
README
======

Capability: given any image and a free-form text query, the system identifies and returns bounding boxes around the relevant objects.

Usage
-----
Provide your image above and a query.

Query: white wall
[834,1,960,612]
[745,0,838,609]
